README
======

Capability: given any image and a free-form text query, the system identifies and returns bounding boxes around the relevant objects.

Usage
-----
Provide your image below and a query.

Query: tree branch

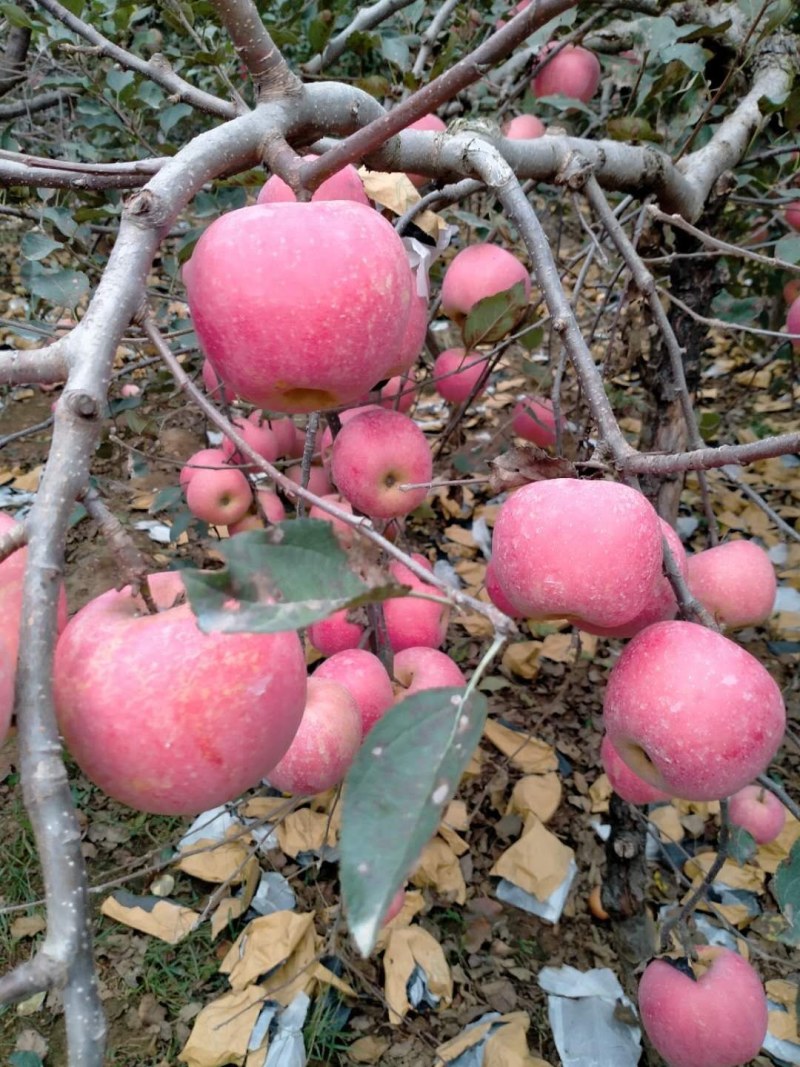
[0,26,30,98]
[0,88,74,120]
[411,0,461,80]
[303,0,418,75]
[0,339,68,386]
[209,0,302,100]
[622,433,800,475]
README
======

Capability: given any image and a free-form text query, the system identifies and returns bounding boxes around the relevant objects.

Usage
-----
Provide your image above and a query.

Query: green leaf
[728,825,757,865]
[463,281,529,347]
[775,235,800,265]
[106,69,135,94]
[341,686,488,956]
[159,103,193,135]
[26,266,90,309]
[182,521,403,634]
[10,1053,44,1067]
[20,232,62,261]
[698,410,721,439]
[0,2,35,28]
[774,838,800,945]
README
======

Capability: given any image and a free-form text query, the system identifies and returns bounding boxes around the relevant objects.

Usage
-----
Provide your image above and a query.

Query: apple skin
[308,609,364,656]
[503,114,546,139]
[360,375,416,414]
[485,561,522,618]
[441,244,531,325]
[180,448,229,490]
[600,734,671,806]
[0,512,68,672]
[728,784,786,845]
[202,358,236,405]
[786,200,800,231]
[227,488,286,533]
[393,647,465,697]
[638,947,768,1067]
[382,886,407,926]
[491,479,663,628]
[579,519,688,639]
[403,114,447,187]
[786,295,800,350]
[510,396,559,447]
[0,636,14,745]
[532,44,601,103]
[686,540,776,629]
[257,154,369,207]
[286,462,333,498]
[604,621,786,802]
[433,349,490,404]
[252,413,297,459]
[185,465,253,526]
[221,415,280,468]
[267,677,362,795]
[314,648,394,735]
[308,494,356,548]
[53,571,307,814]
[330,408,432,519]
[384,558,449,652]
[387,286,429,376]
[183,202,413,412]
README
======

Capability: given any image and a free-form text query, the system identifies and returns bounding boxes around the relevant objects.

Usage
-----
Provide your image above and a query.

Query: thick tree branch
[209,0,301,100]
[0,339,68,386]
[32,0,238,119]
[0,26,30,98]
[0,149,164,189]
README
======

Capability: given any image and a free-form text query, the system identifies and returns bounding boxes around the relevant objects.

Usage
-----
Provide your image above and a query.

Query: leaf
[728,825,757,866]
[488,444,577,494]
[774,839,800,945]
[775,235,800,265]
[159,102,193,135]
[26,266,90,309]
[463,281,529,347]
[20,232,62,262]
[0,2,35,27]
[182,520,403,634]
[341,686,488,957]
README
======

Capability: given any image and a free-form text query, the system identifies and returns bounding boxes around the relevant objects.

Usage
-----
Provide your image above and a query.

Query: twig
[756,774,800,822]
[303,0,418,75]
[411,0,461,79]
[661,535,719,630]
[395,177,483,235]
[0,522,27,564]
[0,89,74,120]
[296,413,320,519]
[79,487,157,611]
[622,433,800,475]
[719,467,800,544]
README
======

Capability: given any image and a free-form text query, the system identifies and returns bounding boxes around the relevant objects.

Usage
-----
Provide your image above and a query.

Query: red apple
[638,947,768,1067]
[600,734,671,806]
[728,784,786,844]
[361,375,416,414]
[403,114,447,187]
[783,278,800,306]
[393,647,465,696]
[221,415,280,469]
[285,462,333,498]
[308,609,364,656]
[532,44,601,103]
[330,408,432,519]
[318,406,377,468]
[686,540,776,629]
[387,284,428,375]
[491,479,663,628]
[786,200,800,231]
[53,571,307,814]
[251,413,297,459]
[267,676,362,795]
[384,558,449,652]
[180,448,229,490]
[503,114,546,139]
[604,621,786,801]
[202,358,236,405]
[308,494,356,548]
[227,488,286,533]
[185,465,253,526]
[314,648,394,735]
[485,560,522,617]
[257,154,369,207]
[510,396,560,447]
[786,295,800,350]
[441,244,531,326]
[382,886,407,926]
[433,349,490,404]
[0,636,14,745]
[495,0,530,30]
[183,202,413,412]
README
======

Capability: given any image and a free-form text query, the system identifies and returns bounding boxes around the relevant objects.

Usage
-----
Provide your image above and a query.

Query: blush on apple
[638,947,768,1067]
[441,244,531,327]
[728,784,786,845]
[532,43,601,103]
[185,464,253,526]
[308,609,364,656]
[221,415,280,468]
[180,448,229,490]
[384,557,449,652]
[314,648,394,735]
[433,349,490,404]
[393,647,465,696]
[686,539,776,629]
[53,571,307,814]
[604,621,786,801]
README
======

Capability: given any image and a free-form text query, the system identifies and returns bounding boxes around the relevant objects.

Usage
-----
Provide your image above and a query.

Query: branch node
[64,391,99,420]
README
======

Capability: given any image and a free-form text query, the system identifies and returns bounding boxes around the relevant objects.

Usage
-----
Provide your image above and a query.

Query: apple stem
[79,486,160,614]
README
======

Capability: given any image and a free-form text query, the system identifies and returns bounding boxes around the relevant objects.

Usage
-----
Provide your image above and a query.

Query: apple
[579,519,688,638]
[728,784,786,845]
[403,114,447,187]
[227,488,286,533]
[251,413,297,459]
[495,0,530,30]
[185,464,253,526]
[179,448,229,490]
[786,295,800,350]
[314,648,394,735]
[285,462,333,498]
[784,278,800,306]
[600,734,671,806]
[267,677,362,795]
[532,44,601,103]
[491,479,663,628]
[0,636,14,745]
[604,621,786,801]
[686,540,776,628]
[308,494,356,548]
[387,283,428,375]
[308,609,364,656]
[0,512,68,673]
[317,405,377,467]
[786,200,800,231]
[503,114,546,139]
[202,358,236,405]
[484,560,522,617]
[384,557,449,652]
[330,408,432,519]
[393,647,466,696]
[257,154,369,206]
[638,947,768,1067]
[119,383,140,398]
[221,415,280,468]
[361,375,416,414]
[441,244,531,327]
[382,886,407,926]
[510,396,560,447]
[53,571,307,814]
[433,349,490,404]
[183,202,413,412]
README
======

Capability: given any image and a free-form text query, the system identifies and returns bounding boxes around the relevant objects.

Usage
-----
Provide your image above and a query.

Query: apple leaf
[773,838,800,945]
[340,686,488,957]
[463,281,529,347]
[727,825,757,866]
[182,520,403,634]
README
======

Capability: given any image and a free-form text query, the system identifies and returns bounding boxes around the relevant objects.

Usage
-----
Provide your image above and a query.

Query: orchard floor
[0,337,799,1067]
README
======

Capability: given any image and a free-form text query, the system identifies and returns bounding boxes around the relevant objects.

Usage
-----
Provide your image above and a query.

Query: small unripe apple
[638,947,768,1067]
[686,540,776,628]
[331,408,432,519]
[308,610,364,656]
[267,677,362,795]
[403,114,446,187]
[492,479,663,628]
[600,734,671,806]
[532,44,601,103]
[433,349,490,404]
[503,114,545,139]
[786,295,800,350]
[185,465,253,526]
[179,448,229,490]
[257,154,369,206]
[510,396,560,447]
[384,558,449,652]
[314,648,394,735]
[785,200,800,231]
[441,244,531,326]
[393,647,465,696]
[53,571,307,814]
[728,784,786,845]
[604,621,786,801]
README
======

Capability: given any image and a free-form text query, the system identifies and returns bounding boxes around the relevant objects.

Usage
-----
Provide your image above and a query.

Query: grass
[304,989,352,1065]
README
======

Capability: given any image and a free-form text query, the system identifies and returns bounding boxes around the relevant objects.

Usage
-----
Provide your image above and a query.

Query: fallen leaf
[484,720,558,774]
[384,925,453,1025]
[101,891,199,944]
[179,986,265,1067]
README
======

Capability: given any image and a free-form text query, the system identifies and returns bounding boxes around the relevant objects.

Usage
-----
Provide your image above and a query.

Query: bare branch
[32,0,238,119]
[0,88,74,119]
[209,0,301,100]
[720,466,800,544]
[304,0,418,75]
[0,148,164,189]
[623,433,800,475]
[0,338,68,386]
[0,522,27,564]
[0,26,30,97]
[412,0,461,80]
